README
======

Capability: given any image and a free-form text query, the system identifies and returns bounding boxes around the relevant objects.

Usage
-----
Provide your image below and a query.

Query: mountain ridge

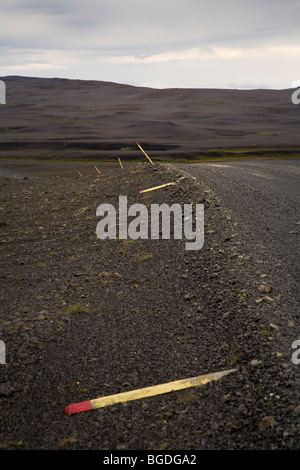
[0,75,299,162]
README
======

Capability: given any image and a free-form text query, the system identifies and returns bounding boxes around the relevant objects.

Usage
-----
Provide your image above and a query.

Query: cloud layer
[1,0,299,88]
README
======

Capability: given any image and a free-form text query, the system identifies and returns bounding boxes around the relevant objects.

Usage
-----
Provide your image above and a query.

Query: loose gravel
[0,162,299,450]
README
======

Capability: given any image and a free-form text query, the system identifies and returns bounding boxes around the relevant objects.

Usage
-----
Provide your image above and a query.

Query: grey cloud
[0,0,299,89]
[1,0,300,53]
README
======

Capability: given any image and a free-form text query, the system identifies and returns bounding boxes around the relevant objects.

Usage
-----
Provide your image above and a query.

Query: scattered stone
[58,437,77,448]
[237,404,247,414]
[226,422,239,432]
[222,394,231,403]
[184,293,194,300]
[1,160,299,450]
[0,382,17,398]
[258,416,277,431]
[250,359,262,366]
[258,284,272,293]
[263,296,274,302]
[294,406,300,416]
[34,314,46,322]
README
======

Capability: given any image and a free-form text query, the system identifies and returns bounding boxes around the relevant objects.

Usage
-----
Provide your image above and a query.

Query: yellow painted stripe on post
[65,369,237,414]
[91,369,237,409]
[118,156,124,169]
[136,142,154,165]
[139,182,175,193]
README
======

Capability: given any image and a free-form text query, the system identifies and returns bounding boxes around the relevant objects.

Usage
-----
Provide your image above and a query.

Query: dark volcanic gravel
[0,162,299,451]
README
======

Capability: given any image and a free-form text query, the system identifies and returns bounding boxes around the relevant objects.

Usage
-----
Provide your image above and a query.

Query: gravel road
[177,159,300,325]
[177,158,300,442]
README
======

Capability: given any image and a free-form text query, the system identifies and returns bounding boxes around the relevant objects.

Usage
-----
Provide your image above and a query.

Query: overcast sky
[0,0,299,89]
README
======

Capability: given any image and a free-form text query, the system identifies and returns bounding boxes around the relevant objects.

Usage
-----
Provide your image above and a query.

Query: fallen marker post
[64,368,237,415]
[77,171,83,177]
[139,182,175,193]
[136,142,154,165]
[95,165,101,174]
[118,156,124,169]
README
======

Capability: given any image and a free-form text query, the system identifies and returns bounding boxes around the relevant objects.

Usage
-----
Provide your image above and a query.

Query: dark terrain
[0,161,299,453]
[0,77,299,456]
[0,75,299,162]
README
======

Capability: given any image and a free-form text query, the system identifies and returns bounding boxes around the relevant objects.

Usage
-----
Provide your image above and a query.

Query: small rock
[259,284,272,294]
[258,416,277,431]
[58,437,77,448]
[34,315,46,322]
[294,405,300,416]
[116,443,126,450]
[222,394,231,403]
[237,404,247,414]
[184,293,194,300]
[250,359,262,366]
[263,296,274,302]
[0,382,18,397]
[270,323,279,331]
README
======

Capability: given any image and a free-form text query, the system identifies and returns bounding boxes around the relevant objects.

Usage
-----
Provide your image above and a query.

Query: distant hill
[0,76,299,162]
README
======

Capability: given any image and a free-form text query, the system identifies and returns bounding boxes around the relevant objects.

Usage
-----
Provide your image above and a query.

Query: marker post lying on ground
[65,368,237,415]
[139,182,175,193]
[136,142,154,165]
[95,165,101,174]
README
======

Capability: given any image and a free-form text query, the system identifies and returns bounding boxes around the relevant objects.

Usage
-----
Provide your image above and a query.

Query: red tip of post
[65,400,93,415]
[136,142,139,146]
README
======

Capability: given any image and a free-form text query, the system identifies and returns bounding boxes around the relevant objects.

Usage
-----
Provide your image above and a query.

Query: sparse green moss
[137,253,153,262]
[8,441,25,448]
[259,329,273,338]
[57,303,89,315]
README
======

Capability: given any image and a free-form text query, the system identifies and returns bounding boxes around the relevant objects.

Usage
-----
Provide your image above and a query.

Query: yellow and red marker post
[65,368,237,415]
[136,142,154,165]
[139,182,175,193]
[118,156,124,169]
